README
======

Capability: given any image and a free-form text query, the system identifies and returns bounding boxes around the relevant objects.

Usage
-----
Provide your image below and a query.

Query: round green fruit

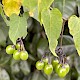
[13,50,20,60]
[6,45,15,54]
[36,61,44,70]
[20,51,28,60]
[42,57,48,65]
[52,59,59,69]
[55,63,61,73]
[57,66,67,78]
[64,63,70,74]
[44,64,53,75]
[16,43,20,50]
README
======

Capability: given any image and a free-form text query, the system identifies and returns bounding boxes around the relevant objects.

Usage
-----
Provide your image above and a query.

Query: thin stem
[59,20,66,64]
[17,38,25,51]
[60,20,66,48]
[20,39,25,51]
[48,75,51,80]
[48,52,51,64]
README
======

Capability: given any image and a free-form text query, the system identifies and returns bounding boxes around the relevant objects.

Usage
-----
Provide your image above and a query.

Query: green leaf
[0,50,11,66]
[22,0,54,22]
[31,70,46,80]
[10,59,20,74]
[78,76,80,80]
[0,16,8,46]
[9,13,29,44]
[77,0,80,16]
[68,15,80,56]
[22,0,38,21]
[0,4,2,14]
[0,4,9,26]
[22,0,37,11]
[51,74,64,80]
[53,0,76,20]
[37,38,48,58]
[20,61,30,75]
[41,8,62,56]
[74,56,80,74]
[11,63,20,74]
[38,0,54,12]
[38,0,54,23]
[0,29,7,46]
[31,0,54,22]
[70,65,78,80]
[58,35,74,46]
[0,68,10,80]
[31,6,39,21]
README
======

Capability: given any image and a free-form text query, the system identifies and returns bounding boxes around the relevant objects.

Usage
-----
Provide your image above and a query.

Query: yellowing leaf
[68,15,80,56]
[2,0,22,17]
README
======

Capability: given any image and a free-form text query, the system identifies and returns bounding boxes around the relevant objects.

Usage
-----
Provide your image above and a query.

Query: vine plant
[0,0,80,78]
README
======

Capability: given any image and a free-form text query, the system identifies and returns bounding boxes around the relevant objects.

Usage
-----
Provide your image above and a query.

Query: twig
[60,20,66,48]
[48,75,51,80]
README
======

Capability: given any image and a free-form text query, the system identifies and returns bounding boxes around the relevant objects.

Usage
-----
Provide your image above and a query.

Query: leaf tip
[77,49,80,56]
[51,49,58,57]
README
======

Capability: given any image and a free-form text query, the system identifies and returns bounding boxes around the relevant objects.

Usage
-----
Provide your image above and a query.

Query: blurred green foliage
[0,0,80,80]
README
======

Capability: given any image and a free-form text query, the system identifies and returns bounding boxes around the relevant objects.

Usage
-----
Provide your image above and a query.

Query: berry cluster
[52,59,70,78]
[36,57,70,78]
[36,57,53,75]
[6,39,28,60]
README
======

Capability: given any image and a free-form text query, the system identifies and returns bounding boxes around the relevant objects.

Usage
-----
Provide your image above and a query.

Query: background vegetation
[0,0,80,80]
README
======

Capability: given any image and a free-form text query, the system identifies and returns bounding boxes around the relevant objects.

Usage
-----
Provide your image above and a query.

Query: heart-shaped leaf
[41,8,63,56]
[9,13,29,44]
[22,0,38,18]
[38,0,54,23]
[38,0,54,12]
[68,15,80,56]
[22,0,37,11]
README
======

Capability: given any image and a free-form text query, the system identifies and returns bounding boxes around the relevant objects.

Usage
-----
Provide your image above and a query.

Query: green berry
[36,61,44,70]
[16,43,20,50]
[6,45,15,54]
[55,63,61,73]
[52,59,59,69]
[42,57,48,65]
[64,63,70,74]
[57,66,67,78]
[57,63,70,78]
[13,50,20,60]
[44,64,53,75]
[20,51,28,60]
